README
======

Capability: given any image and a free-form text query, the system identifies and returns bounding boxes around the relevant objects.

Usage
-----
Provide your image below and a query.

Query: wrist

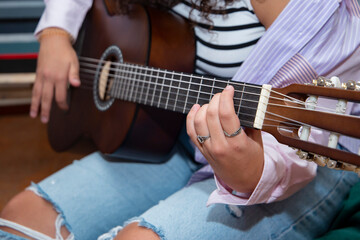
[39,28,73,43]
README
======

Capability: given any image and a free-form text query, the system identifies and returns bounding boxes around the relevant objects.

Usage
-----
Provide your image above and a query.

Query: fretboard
[109,62,262,128]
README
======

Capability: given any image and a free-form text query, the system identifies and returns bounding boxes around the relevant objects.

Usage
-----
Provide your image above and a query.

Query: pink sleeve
[207,132,319,206]
[34,0,93,41]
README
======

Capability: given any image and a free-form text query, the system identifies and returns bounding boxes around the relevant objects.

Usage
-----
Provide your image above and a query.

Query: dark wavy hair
[105,0,236,24]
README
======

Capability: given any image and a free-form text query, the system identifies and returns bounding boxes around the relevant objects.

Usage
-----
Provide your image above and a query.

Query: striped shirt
[172,0,265,78]
[233,0,360,87]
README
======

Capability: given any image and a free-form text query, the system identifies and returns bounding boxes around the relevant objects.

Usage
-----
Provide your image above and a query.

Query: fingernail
[71,78,81,86]
[30,110,36,118]
[41,116,48,123]
[191,104,200,111]
[225,85,233,90]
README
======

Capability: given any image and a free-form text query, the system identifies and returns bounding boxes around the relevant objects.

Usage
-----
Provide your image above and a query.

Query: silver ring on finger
[197,135,210,144]
[224,127,242,138]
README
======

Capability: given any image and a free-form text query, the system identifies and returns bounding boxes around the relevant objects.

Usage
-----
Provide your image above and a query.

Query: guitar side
[48,0,195,159]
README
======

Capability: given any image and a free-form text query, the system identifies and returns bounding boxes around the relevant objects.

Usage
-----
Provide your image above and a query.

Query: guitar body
[48,0,195,161]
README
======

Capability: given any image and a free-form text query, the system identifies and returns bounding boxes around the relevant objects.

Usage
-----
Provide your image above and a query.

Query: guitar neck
[108,62,267,129]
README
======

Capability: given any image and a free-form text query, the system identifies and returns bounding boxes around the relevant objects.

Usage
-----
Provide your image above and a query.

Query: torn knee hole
[0,185,73,240]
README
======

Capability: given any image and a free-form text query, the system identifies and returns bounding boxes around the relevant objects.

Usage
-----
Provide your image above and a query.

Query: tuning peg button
[296,150,309,160]
[313,155,327,167]
[326,159,338,169]
[345,80,357,90]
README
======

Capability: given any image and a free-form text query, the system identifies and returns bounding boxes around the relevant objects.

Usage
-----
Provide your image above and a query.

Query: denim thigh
[131,167,359,240]
[32,147,198,239]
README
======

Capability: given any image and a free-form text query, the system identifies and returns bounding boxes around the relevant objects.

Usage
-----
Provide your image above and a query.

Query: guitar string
[79,57,307,107]
[78,68,351,128]
[78,58,339,113]
[80,72,337,132]
[79,57,304,104]
[80,56,350,114]
[80,74,350,138]
[79,64,338,115]
[75,58,357,135]
[79,63,308,110]
[78,75,350,136]
[79,70,292,117]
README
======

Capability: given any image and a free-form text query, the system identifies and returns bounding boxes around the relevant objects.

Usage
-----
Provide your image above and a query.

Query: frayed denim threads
[0,183,74,240]
[27,183,73,234]
[0,215,74,240]
[126,217,166,240]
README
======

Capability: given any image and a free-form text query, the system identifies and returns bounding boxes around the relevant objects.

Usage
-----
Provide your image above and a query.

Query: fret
[234,82,245,116]
[209,78,216,102]
[156,69,166,109]
[237,83,261,128]
[122,64,131,101]
[143,67,153,105]
[128,65,137,102]
[177,73,189,113]
[138,66,146,104]
[134,65,143,103]
[196,76,204,104]
[198,77,213,106]
[186,74,202,113]
[166,71,178,111]
[129,65,136,102]
[120,64,128,99]
[120,64,127,100]
[213,77,227,95]
[202,77,228,107]
[173,72,182,112]
[150,68,160,106]
[182,74,192,113]
[164,70,174,110]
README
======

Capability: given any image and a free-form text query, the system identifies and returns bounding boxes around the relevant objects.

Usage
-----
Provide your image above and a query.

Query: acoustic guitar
[48,0,360,173]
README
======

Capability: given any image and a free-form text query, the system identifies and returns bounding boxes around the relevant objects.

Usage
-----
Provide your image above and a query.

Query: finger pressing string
[219,85,242,140]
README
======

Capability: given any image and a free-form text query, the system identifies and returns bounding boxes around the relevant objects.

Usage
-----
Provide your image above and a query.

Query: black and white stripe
[172,0,265,78]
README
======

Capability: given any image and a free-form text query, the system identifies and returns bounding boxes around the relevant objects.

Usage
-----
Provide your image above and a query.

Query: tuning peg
[295,150,360,175]
[313,76,334,87]
[313,76,326,86]
[326,159,339,169]
[342,80,360,90]
[312,154,327,167]
[296,150,309,160]
[296,150,328,167]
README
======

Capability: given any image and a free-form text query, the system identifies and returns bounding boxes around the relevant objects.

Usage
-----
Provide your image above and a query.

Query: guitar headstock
[262,76,360,175]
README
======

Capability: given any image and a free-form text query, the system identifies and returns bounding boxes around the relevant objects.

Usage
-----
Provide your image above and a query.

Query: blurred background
[0,0,42,110]
[0,0,94,209]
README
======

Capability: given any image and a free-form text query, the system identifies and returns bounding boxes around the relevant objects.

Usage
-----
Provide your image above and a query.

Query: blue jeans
[0,145,359,240]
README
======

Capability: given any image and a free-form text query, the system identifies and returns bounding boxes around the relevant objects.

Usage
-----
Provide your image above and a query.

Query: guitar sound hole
[93,45,123,111]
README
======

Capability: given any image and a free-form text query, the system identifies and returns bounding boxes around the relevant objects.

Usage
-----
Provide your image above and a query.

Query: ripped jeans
[0,148,359,240]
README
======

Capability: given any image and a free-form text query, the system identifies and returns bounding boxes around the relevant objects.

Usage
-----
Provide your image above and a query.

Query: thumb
[68,60,81,87]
